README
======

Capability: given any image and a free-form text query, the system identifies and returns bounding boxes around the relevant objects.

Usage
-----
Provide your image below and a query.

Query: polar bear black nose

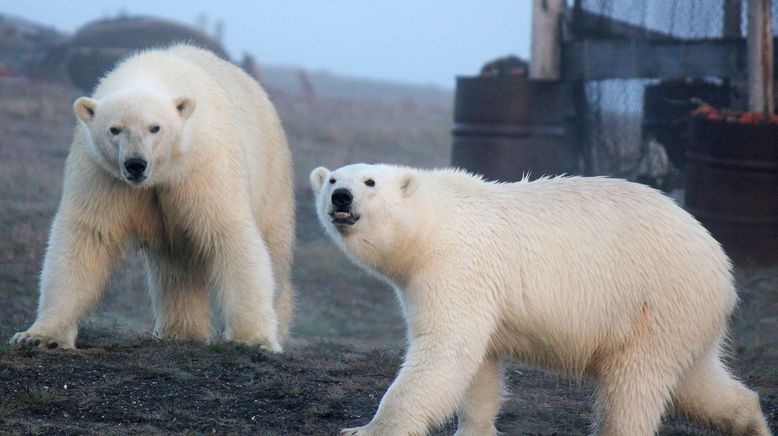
[332,188,353,207]
[124,158,147,177]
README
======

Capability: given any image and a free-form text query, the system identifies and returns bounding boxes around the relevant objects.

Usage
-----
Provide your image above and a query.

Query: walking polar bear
[310,164,771,436]
[11,45,294,352]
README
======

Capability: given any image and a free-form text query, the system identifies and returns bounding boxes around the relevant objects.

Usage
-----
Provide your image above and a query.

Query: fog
[2,0,532,88]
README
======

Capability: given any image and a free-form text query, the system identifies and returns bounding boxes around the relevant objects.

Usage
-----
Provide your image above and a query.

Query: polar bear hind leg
[454,356,503,436]
[592,340,683,436]
[273,281,295,340]
[671,350,771,436]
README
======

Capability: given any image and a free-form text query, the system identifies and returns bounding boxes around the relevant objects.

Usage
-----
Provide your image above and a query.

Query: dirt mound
[64,16,228,91]
[0,14,67,78]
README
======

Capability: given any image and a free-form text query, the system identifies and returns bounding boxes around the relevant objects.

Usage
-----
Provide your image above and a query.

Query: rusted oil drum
[642,81,730,170]
[451,77,578,182]
[65,16,228,92]
[685,117,778,265]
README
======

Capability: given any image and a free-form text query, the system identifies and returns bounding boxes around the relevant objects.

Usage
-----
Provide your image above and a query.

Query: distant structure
[479,55,529,77]
[59,15,229,91]
[213,20,224,43]
[453,0,777,265]
[196,13,208,34]
[298,70,316,103]
[0,14,67,79]
[240,53,263,83]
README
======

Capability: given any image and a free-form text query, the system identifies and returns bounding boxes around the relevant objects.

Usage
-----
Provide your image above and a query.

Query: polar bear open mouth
[330,210,360,225]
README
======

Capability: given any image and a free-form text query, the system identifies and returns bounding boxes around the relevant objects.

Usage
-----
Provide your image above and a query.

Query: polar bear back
[412,172,735,374]
[94,45,289,172]
[166,45,293,219]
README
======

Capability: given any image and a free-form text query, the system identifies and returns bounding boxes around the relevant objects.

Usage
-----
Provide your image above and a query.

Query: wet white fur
[310,164,771,436]
[12,45,294,352]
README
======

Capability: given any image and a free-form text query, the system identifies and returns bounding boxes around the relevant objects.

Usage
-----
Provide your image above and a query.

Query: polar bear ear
[310,166,330,193]
[73,97,98,124]
[400,173,419,197]
[174,96,196,119]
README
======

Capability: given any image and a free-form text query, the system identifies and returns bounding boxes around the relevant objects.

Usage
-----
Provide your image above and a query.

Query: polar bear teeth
[334,211,351,219]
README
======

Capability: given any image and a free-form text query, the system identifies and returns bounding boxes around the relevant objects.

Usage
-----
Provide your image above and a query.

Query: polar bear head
[310,163,420,272]
[73,88,195,187]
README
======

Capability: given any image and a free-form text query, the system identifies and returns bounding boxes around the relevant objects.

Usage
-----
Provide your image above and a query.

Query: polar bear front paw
[227,330,283,353]
[258,340,283,353]
[453,424,498,436]
[339,426,372,436]
[10,328,74,350]
[341,419,417,435]
[229,336,283,353]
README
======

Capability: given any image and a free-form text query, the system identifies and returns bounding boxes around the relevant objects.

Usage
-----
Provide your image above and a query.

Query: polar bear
[11,45,295,352]
[310,164,771,436]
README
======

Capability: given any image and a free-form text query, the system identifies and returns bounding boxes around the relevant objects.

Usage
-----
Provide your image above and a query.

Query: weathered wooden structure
[452,0,777,264]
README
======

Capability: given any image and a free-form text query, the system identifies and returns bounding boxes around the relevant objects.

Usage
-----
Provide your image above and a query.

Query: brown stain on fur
[636,302,650,337]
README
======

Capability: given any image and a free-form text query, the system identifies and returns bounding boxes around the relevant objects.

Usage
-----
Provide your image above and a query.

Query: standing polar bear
[11,45,295,352]
[310,164,771,436]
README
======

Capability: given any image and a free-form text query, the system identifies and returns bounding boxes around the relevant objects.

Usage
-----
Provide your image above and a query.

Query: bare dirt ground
[0,79,775,435]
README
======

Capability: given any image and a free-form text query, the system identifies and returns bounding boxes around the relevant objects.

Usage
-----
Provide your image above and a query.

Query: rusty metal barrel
[642,81,730,170]
[685,117,778,265]
[451,77,578,182]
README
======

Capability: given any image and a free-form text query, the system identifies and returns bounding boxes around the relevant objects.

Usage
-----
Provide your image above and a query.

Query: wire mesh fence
[569,0,772,187]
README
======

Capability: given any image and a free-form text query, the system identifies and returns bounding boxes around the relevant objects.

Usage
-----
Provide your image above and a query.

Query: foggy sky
[2,0,532,88]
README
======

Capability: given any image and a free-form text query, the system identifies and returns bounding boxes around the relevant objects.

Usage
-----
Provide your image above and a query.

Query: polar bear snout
[332,188,353,208]
[123,157,148,182]
[329,188,360,226]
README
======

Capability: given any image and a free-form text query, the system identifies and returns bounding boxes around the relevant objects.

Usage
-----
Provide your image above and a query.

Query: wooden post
[723,0,746,110]
[747,0,774,114]
[722,0,742,38]
[531,0,564,80]
[571,0,593,175]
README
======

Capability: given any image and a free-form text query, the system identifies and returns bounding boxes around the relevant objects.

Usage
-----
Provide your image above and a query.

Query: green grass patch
[16,343,39,358]
[205,342,248,354]
[201,390,237,405]
[253,376,305,400]
[102,343,122,352]
[13,386,63,412]
[142,366,193,382]
[0,340,11,356]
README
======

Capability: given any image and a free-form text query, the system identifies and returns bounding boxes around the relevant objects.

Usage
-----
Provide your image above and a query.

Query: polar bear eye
[109,127,122,135]
[329,178,336,184]
[364,179,375,187]
[149,125,160,134]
